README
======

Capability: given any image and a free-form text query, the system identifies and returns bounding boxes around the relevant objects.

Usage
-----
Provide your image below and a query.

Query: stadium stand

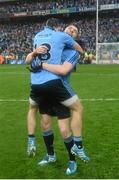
[98,17,119,43]
[0,0,119,63]
[0,0,96,14]
[99,0,119,5]
[0,18,96,62]
[0,0,96,63]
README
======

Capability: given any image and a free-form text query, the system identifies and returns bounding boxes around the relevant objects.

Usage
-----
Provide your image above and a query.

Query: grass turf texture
[0,64,119,179]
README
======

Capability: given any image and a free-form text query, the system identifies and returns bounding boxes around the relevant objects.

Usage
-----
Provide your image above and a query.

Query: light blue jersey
[61,49,79,82]
[61,49,79,96]
[31,27,76,85]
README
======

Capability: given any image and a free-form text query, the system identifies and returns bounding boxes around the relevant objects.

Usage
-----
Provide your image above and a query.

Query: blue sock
[73,136,83,148]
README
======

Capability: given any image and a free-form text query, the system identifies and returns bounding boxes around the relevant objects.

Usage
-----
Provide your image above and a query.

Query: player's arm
[73,42,84,54]
[25,46,48,63]
[42,49,78,76]
[42,61,73,76]
[25,51,37,64]
[64,33,84,53]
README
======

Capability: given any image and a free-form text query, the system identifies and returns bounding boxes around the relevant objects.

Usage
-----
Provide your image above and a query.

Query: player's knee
[41,121,51,131]
[41,115,51,131]
[79,103,83,113]
[29,104,38,112]
[60,127,70,139]
[70,100,83,113]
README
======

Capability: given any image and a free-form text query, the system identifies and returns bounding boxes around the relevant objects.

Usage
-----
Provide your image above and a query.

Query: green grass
[0,64,119,179]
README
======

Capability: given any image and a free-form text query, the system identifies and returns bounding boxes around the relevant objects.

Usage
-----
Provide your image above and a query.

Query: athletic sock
[73,136,83,149]
[42,130,54,155]
[64,136,75,161]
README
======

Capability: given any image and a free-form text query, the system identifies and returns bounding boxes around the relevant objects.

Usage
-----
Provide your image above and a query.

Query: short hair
[46,18,62,29]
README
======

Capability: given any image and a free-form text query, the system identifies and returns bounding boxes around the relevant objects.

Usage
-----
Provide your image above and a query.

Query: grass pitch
[0,64,119,179]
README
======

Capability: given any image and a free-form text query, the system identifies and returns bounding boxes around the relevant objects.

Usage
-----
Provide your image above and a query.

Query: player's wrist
[39,61,44,68]
[42,62,48,69]
[32,50,37,57]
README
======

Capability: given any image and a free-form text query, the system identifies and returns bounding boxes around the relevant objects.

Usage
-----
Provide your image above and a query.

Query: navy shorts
[30,79,73,119]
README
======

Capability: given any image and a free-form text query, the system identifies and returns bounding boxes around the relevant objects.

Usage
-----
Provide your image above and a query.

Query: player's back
[34,27,75,64]
[31,27,76,85]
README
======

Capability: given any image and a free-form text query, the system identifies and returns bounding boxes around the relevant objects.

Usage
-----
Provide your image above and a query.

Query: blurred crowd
[0,22,42,62]
[1,0,119,15]
[0,0,96,14]
[0,0,119,63]
[0,18,96,62]
[99,0,119,5]
[98,17,119,43]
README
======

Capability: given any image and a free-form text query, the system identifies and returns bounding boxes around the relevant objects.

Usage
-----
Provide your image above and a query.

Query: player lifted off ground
[26,19,90,174]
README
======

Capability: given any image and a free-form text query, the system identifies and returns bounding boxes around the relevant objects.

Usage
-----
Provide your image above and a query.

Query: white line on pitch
[81,98,119,101]
[0,99,28,102]
[0,72,119,76]
[0,98,119,102]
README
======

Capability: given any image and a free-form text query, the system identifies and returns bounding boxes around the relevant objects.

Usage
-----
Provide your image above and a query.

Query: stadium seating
[0,0,119,62]
[0,18,96,61]
[0,0,96,14]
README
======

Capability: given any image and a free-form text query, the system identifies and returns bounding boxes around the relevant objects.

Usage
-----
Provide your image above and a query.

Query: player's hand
[34,46,48,55]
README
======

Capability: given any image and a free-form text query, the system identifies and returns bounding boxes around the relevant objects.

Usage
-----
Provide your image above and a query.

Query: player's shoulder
[34,29,44,38]
[55,31,71,38]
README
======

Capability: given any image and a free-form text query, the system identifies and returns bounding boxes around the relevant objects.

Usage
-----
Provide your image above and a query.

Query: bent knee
[60,127,71,139]
[41,122,51,131]
[70,100,83,112]
[41,116,51,131]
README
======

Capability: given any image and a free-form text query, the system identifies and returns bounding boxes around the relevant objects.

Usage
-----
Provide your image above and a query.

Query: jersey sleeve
[68,52,79,68]
[62,50,79,67]
[63,33,76,48]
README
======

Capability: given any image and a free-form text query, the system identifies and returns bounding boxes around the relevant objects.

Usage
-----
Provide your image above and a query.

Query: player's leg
[32,80,89,161]
[27,104,38,136]
[54,80,90,162]
[52,103,77,175]
[58,118,77,175]
[38,100,56,166]
[38,114,56,165]
[62,97,90,162]
[27,101,38,157]
[27,86,41,156]
[38,99,77,175]
[69,99,83,142]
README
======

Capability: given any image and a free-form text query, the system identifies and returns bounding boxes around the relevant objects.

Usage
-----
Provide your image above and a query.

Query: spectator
[0,18,96,61]
[0,49,5,64]
[99,0,119,5]
[0,0,96,14]
[98,17,119,43]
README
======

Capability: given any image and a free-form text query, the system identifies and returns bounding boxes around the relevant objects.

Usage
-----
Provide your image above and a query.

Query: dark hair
[46,18,62,29]
[71,23,79,32]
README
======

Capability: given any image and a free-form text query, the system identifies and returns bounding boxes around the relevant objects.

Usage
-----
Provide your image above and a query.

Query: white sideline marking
[0,72,119,76]
[81,98,119,101]
[0,99,28,102]
[0,98,119,102]
[73,73,119,76]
